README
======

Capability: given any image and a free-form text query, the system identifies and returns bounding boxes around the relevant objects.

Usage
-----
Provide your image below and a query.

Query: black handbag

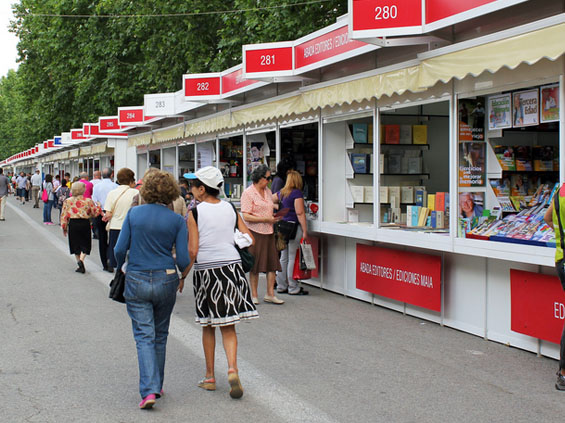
[275,220,298,241]
[109,270,126,303]
[229,203,255,272]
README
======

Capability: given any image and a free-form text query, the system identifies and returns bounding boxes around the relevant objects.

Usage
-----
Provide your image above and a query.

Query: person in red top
[240,164,283,305]
[78,171,94,199]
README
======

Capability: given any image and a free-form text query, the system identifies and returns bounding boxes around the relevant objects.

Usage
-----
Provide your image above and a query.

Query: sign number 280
[375,5,398,20]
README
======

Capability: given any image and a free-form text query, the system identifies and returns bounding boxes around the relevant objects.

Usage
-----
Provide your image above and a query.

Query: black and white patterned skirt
[193,261,259,327]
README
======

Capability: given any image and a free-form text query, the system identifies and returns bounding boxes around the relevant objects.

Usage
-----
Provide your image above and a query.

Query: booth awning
[153,123,185,144]
[91,142,107,155]
[79,146,92,156]
[419,22,565,88]
[69,149,79,158]
[128,132,153,148]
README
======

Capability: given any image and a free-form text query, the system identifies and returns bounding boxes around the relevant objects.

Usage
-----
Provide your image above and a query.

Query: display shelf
[380,144,430,149]
[382,173,430,177]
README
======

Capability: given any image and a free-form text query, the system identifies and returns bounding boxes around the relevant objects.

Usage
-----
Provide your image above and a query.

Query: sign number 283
[375,5,398,20]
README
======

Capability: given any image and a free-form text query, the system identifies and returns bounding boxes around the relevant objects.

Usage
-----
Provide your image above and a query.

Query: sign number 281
[375,5,398,20]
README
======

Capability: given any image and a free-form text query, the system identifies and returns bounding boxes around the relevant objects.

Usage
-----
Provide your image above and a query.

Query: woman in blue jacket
[114,170,190,410]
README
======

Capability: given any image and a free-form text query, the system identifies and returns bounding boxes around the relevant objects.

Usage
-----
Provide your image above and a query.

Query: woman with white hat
[185,166,257,399]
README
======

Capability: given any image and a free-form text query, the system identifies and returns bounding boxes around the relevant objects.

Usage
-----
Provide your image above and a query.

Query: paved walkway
[1,195,565,422]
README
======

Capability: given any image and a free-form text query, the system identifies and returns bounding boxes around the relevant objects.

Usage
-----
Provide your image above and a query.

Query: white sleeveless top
[195,201,241,269]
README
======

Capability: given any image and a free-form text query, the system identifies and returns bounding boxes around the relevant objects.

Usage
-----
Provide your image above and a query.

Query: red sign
[351,0,528,36]
[82,124,91,136]
[295,24,368,70]
[222,68,258,95]
[427,0,501,24]
[118,107,144,125]
[184,76,221,97]
[99,116,122,132]
[245,47,293,74]
[510,269,565,344]
[351,0,422,33]
[356,244,442,311]
[71,129,86,140]
[88,124,127,138]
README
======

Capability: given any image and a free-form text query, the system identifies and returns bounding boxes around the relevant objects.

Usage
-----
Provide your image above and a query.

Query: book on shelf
[347,209,360,222]
[427,194,436,211]
[412,125,428,144]
[369,154,374,174]
[407,205,419,227]
[514,146,532,171]
[364,186,374,203]
[389,186,401,207]
[352,123,368,143]
[399,125,412,144]
[435,192,446,212]
[380,186,389,203]
[350,153,369,173]
[350,185,365,203]
[532,145,554,171]
[494,145,516,171]
[368,124,374,144]
[417,207,430,227]
[387,154,402,173]
[401,186,414,203]
[406,157,422,174]
[384,125,400,144]
[415,189,427,207]
[435,211,445,229]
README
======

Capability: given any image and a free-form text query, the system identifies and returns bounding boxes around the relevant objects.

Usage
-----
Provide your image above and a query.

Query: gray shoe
[556,372,565,391]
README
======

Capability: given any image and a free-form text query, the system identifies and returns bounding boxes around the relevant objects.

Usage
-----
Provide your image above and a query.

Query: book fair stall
[4,0,565,361]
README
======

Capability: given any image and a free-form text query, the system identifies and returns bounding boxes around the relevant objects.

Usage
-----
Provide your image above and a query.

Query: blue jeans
[43,199,54,223]
[125,270,179,398]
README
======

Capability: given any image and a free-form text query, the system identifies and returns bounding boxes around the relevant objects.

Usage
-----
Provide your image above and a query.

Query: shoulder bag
[109,270,126,303]
[229,203,255,272]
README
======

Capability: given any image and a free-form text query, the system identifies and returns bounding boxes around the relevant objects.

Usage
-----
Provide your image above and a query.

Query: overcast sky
[0,3,19,77]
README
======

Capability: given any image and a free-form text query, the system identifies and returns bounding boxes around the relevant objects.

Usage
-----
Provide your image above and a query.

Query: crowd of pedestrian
[0,160,311,409]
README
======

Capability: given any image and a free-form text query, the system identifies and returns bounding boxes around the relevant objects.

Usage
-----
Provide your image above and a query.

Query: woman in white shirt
[186,166,257,400]
[103,168,138,270]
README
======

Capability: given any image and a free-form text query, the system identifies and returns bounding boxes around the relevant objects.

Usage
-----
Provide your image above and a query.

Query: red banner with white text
[356,244,441,311]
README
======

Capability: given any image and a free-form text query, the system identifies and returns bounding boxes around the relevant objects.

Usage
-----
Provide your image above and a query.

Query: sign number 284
[375,5,398,20]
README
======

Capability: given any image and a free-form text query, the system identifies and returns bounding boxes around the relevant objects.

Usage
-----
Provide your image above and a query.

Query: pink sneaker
[139,394,156,409]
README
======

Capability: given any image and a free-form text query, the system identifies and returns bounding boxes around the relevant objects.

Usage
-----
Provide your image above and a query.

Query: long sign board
[356,244,442,312]
[510,269,565,344]
[349,0,529,38]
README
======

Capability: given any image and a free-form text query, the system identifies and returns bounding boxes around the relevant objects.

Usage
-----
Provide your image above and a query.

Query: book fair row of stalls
[4,0,565,360]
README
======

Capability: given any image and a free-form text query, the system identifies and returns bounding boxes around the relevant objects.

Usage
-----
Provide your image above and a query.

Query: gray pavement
[1,195,565,422]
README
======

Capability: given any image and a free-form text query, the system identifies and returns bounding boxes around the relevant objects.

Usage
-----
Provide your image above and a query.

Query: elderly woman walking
[114,170,190,409]
[186,166,257,399]
[240,164,283,305]
[60,182,101,273]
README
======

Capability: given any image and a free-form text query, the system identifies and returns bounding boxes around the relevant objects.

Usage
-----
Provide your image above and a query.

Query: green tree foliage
[0,0,345,160]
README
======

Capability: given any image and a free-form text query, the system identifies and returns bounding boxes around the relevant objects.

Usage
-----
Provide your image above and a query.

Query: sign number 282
[375,5,398,20]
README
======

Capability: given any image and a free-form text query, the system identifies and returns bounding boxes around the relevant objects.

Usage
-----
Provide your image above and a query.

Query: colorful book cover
[399,125,412,144]
[350,154,369,173]
[431,211,437,228]
[427,194,436,211]
[494,145,516,171]
[352,123,368,143]
[435,192,445,212]
[418,207,429,227]
[384,125,400,144]
[412,125,428,144]
[415,189,427,207]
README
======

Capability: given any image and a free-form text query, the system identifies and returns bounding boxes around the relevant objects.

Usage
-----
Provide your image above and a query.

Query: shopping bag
[41,189,48,203]
[292,248,311,280]
[299,240,316,270]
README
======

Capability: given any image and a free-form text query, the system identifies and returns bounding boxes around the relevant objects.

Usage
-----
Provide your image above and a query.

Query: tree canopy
[0,0,346,160]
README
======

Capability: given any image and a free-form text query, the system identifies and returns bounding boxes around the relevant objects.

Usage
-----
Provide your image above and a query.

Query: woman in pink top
[240,164,283,305]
